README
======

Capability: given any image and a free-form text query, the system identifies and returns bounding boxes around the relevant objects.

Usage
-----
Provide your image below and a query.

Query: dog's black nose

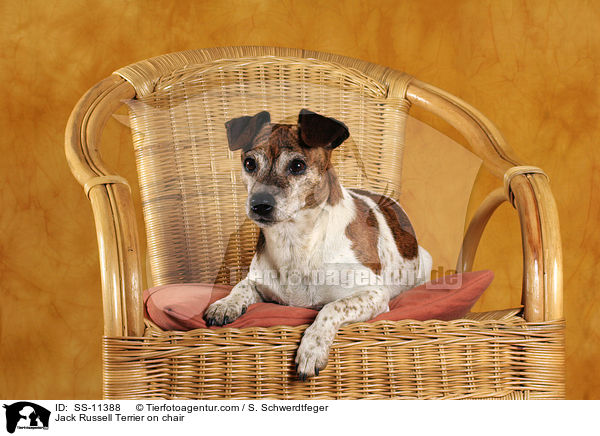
[250,192,275,216]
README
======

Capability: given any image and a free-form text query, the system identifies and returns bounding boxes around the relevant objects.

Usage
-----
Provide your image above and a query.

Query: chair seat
[102,310,564,399]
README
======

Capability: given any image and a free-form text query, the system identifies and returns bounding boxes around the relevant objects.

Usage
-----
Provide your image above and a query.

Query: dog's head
[226,109,349,227]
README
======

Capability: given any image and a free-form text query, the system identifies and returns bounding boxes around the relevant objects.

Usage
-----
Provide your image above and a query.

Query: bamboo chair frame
[65,47,564,399]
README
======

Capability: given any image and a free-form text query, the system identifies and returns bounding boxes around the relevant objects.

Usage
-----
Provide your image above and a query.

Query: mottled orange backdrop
[0,0,598,399]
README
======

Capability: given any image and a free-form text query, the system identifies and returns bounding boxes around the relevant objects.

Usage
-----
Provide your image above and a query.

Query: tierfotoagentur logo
[226,265,461,289]
[2,402,50,434]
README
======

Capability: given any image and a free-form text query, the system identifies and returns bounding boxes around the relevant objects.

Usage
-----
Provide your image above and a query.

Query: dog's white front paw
[204,299,247,327]
[295,326,331,380]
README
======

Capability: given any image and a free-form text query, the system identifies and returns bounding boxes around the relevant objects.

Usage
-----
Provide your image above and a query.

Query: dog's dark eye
[289,159,306,175]
[244,157,257,173]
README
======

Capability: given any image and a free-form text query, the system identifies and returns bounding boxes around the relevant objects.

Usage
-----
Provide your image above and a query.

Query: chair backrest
[116,48,415,286]
[116,47,480,287]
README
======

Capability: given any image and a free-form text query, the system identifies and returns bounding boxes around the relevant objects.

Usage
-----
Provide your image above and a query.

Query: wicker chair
[65,47,564,399]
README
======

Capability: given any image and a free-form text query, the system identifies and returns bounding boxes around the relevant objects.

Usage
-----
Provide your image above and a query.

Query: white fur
[249,188,375,308]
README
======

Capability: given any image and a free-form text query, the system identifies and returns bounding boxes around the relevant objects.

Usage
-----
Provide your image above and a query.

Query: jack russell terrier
[204,109,432,380]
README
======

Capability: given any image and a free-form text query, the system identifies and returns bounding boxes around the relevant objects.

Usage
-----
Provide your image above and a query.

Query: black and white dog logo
[3,402,50,433]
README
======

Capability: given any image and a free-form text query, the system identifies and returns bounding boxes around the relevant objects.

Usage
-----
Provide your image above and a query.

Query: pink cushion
[143,271,494,331]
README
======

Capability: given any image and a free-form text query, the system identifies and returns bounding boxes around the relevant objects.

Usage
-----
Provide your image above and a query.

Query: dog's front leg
[204,278,263,326]
[295,289,389,380]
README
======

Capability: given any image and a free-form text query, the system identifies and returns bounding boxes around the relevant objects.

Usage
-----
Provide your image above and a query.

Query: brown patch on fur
[303,178,327,209]
[304,164,343,208]
[249,124,295,189]
[350,189,418,259]
[345,196,381,274]
[325,166,343,206]
[251,124,303,163]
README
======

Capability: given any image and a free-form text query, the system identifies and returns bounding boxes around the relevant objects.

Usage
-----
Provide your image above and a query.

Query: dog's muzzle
[250,192,276,218]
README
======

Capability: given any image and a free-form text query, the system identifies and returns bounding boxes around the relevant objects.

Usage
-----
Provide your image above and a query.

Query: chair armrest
[406,80,562,322]
[457,187,507,274]
[508,170,563,321]
[65,75,144,336]
[457,174,563,322]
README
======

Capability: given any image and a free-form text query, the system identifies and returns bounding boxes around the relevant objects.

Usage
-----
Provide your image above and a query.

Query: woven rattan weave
[66,47,564,399]
[103,313,564,399]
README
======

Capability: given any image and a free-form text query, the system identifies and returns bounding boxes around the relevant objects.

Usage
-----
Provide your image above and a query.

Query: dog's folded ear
[225,111,271,151]
[298,109,350,149]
